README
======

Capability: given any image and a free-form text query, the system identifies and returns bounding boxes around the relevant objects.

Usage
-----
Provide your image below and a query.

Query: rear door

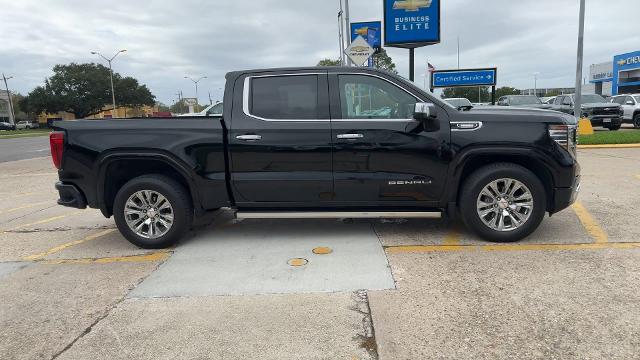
[328,72,450,204]
[228,71,333,204]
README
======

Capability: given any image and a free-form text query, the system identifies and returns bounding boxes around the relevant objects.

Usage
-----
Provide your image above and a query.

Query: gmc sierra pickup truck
[51,67,580,248]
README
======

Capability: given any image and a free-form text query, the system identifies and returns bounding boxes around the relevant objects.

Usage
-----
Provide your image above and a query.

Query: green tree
[372,48,397,74]
[20,63,155,119]
[494,86,521,99]
[441,86,491,103]
[317,59,341,66]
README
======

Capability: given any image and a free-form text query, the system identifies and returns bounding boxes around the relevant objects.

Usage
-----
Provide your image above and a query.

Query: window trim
[242,73,327,122]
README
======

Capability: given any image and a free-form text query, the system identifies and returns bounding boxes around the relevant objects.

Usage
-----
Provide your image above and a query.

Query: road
[0,136,50,163]
[1,149,640,359]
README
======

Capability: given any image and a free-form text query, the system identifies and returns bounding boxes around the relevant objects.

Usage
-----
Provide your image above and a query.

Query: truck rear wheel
[113,175,193,249]
[459,163,546,242]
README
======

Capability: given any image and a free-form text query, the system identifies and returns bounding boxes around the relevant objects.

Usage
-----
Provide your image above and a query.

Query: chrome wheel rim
[476,178,533,232]
[124,190,174,239]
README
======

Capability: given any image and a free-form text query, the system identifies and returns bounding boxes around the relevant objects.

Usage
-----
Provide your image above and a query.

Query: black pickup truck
[51,67,580,248]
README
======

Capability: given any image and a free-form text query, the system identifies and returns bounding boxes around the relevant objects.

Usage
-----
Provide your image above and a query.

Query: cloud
[0,0,638,104]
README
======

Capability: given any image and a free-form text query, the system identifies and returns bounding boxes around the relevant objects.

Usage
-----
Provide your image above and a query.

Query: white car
[15,121,39,130]
[610,94,640,128]
[177,102,223,117]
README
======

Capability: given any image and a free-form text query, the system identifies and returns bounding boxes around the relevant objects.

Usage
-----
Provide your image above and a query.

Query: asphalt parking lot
[1,148,640,359]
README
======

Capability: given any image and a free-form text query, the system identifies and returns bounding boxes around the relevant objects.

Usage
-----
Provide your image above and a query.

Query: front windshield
[445,98,472,108]
[581,94,605,103]
[510,96,541,105]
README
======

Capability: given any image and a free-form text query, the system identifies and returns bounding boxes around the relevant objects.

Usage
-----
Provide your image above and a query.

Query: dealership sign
[351,21,382,50]
[345,36,375,66]
[431,68,497,88]
[383,0,441,48]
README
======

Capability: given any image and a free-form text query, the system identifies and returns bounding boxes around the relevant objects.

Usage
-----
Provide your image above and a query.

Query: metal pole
[457,36,460,69]
[574,0,586,120]
[344,0,352,66]
[108,60,116,115]
[409,48,415,81]
[2,73,15,125]
[338,0,345,65]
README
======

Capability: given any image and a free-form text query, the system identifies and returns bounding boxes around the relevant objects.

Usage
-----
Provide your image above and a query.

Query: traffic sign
[344,36,375,66]
[431,68,497,88]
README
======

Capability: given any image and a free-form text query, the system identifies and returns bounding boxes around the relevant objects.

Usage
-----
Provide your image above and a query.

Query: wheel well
[457,155,554,211]
[102,159,192,216]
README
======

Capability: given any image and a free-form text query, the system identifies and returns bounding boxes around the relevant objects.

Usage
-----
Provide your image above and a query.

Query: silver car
[610,94,640,128]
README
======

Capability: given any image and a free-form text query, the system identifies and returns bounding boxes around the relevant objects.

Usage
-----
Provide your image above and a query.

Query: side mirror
[413,102,439,132]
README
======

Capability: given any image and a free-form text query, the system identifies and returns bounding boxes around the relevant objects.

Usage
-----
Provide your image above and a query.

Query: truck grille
[592,107,619,116]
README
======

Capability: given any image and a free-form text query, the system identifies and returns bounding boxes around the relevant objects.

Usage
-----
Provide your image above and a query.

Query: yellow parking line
[3,211,82,232]
[0,201,52,215]
[23,228,116,261]
[41,251,171,265]
[578,144,640,149]
[385,242,640,254]
[635,174,640,180]
[442,229,462,246]
[571,201,608,243]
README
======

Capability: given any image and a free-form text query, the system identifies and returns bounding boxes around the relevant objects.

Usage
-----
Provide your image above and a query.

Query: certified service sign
[345,36,375,66]
[384,0,441,48]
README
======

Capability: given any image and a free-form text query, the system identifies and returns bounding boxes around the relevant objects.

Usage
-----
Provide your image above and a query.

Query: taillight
[50,131,64,169]
[549,124,577,154]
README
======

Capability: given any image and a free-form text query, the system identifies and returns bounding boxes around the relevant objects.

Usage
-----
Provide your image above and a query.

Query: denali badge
[388,180,431,185]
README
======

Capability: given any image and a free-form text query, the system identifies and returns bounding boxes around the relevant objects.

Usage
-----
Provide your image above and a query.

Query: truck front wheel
[459,163,546,242]
[113,175,193,249]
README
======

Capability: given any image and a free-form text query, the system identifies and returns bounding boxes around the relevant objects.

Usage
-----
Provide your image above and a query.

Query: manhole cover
[312,247,333,255]
[287,258,308,267]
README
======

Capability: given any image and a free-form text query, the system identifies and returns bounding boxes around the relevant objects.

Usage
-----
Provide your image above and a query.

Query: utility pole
[574,0,586,120]
[91,49,127,117]
[457,36,460,69]
[338,0,345,65]
[344,0,352,66]
[533,72,539,97]
[2,73,15,125]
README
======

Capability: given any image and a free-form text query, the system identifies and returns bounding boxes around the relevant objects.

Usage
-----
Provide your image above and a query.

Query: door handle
[337,133,364,140]
[236,134,262,141]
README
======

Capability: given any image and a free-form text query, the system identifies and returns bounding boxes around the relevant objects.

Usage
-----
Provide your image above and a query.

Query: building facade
[589,50,640,96]
[0,90,15,124]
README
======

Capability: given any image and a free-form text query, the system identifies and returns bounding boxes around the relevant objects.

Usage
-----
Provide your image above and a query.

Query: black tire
[113,175,193,249]
[634,114,640,129]
[459,163,546,243]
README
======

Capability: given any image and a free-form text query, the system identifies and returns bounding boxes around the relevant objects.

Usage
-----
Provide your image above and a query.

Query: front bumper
[55,181,87,209]
[588,115,622,127]
[552,174,580,214]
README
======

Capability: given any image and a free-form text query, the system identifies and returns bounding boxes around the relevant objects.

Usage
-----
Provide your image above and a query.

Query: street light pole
[184,76,207,108]
[2,73,15,125]
[344,0,352,66]
[533,72,540,97]
[91,49,127,117]
[574,0,586,120]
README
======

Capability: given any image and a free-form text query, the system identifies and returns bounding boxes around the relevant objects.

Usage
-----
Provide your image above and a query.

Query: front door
[229,72,333,204]
[329,73,450,204]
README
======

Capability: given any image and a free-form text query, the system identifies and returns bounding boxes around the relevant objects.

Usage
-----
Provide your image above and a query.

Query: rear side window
[250,75,318,119]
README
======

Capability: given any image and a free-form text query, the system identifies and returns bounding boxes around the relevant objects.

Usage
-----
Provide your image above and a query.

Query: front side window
[338,75,417,119]
[250,75,318,119]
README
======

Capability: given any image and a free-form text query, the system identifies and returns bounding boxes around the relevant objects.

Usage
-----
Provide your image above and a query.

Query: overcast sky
[1,0,638,104]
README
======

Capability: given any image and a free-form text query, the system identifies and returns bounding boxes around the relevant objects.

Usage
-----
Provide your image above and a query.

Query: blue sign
[383,0,441,48]
[431,69,497,88]
[612,50,640,95]
[351,21,382,49]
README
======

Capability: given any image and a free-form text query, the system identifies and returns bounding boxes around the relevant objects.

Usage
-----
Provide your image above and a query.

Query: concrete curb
[578,143,640,149]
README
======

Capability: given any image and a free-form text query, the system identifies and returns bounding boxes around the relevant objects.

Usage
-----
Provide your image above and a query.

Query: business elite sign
[431,68,498,88]
[383,0,441,48]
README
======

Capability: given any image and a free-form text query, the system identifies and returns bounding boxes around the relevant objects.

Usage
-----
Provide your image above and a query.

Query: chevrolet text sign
[383,0,441,48]
[431,68,498,88]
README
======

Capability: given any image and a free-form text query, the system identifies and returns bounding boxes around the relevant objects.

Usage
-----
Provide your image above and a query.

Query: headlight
[549,124,577,154]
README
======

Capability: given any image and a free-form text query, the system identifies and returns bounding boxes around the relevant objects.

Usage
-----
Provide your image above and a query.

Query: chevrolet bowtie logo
[617,59,627,66]
[393,0,432,11]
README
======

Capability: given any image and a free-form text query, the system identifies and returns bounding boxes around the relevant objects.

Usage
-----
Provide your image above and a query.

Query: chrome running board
[235,211,442,220]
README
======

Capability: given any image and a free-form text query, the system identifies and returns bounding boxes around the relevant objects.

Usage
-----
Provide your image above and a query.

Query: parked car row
[0,121,40,131]
[443,93,627,131]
